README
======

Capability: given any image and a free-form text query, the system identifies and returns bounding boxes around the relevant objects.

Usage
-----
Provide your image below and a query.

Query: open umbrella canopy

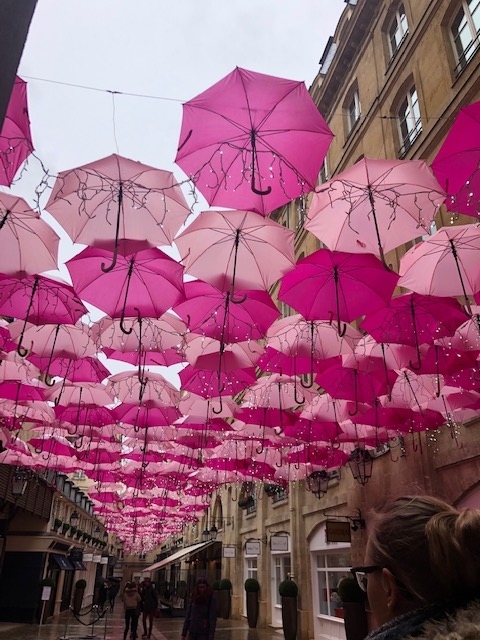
[175,66,333,215]
[174,209,295,293]
[0,193,59,275]
[305,158,444,265]
[0,76,34,187]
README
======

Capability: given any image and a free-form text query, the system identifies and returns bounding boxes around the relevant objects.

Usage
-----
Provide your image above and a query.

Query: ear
[381,568,402,612]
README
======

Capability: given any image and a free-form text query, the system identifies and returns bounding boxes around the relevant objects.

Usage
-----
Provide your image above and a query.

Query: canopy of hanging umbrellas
[1,68,480,552]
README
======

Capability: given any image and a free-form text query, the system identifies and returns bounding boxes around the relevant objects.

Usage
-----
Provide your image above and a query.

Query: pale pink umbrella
[26,355,110,384]
[179,364,257,401]
[178,393,237,420]
[0,399,55,425]
[183,335,264,370]
[96,313,186,367]
[306,158,445,266]
[108,371,181,406]
[398,224,480,314]
[175,209,295,294]
[0,351,42,383]
[28,433,78,458]
[0,193,59,275]
[437,306,480,352]
[44,381,114,407]
[380,370,442,411]
[243,374,316,409]
[300,394,369,424]
[45,154,191,268]
[54,405,115,433]
[112,402,181,428]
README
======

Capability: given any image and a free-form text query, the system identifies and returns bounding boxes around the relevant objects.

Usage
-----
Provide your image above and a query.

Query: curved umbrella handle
[250,130,272,196]
[251,175,272,196]
[101,183,123,273]
[211,396,224,415]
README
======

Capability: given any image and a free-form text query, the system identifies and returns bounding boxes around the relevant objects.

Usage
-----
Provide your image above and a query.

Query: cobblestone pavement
[0,606,284,640]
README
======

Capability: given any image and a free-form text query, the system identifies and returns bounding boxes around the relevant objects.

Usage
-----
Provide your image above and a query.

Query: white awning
[141,540,214,574]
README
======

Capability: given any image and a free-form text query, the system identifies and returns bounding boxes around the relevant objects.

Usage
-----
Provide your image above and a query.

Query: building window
[316,552,352,618]
[388,4,409,59]
[452,0,480,73]
[296,196,307,230]
[318,158,329,185]
[274,555,292,605]
[346,89,361,134]
[398,86,422,155]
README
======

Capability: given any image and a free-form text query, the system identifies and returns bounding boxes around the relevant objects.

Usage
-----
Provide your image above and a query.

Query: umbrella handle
[256,442,264,455]
[177,129,193,153]
[300,374,313,389]
[251,179,272,196]
[294,383,305,405]
[212,396,223,414]
[230,292,247,304]
[100,244,119,273]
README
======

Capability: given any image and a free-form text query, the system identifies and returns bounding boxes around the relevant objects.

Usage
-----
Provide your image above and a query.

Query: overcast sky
[16,1,344,198]
[10,1,345,378]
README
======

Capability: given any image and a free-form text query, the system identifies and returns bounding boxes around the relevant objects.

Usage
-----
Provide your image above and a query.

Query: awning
[142,541,214,574]
[51,554,75,571]
[71,560,87,571]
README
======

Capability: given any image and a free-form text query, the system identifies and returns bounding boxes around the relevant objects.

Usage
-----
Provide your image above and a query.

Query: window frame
[397,85,422,156]
[388,3,409,60]
[451,0,480,75]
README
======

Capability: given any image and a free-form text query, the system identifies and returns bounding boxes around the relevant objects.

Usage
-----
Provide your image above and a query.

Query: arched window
[387,3,409,60]
[451,0,480,74]
[397,85,422,156]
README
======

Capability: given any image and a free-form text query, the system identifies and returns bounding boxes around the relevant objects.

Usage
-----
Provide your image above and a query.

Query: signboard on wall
[223,546,236,558]
[93,554,102,563]
[83,553,93,562]
[270,534,289,552]
[325,520,351,543]
[245,541,261,556]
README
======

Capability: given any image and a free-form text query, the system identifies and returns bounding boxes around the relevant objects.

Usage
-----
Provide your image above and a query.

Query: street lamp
[70,510,80,527]
[11,467,29,498]
[348,447,373,485]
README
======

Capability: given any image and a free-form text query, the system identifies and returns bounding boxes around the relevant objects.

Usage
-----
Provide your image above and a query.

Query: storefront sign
[41,586,52,601]
[270,534,289,552]
[100,556,108,565]
[245,541,261,556]
[93,554,102,563]
[325,520,351,543]
[223,546,236,558]
[83,553,93,562]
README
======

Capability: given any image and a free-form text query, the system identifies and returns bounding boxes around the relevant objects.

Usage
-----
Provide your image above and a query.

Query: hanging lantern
[348,447,373,485]
[306,470,329,498]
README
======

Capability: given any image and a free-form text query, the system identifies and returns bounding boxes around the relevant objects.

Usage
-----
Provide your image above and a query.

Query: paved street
[0,606,283,640]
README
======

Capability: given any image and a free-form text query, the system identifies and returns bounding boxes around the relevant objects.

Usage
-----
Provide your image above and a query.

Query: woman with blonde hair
[351,495,480,639]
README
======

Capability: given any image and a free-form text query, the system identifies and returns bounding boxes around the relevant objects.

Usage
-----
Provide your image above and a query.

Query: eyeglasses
[350,565,382,592]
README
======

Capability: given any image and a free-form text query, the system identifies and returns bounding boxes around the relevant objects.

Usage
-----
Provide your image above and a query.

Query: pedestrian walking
[109,578,120,611]
[181,577,217,640]
[98,580,108,611]
[356,494,480,639]
[139,576,159,638]
[122,581,142,640]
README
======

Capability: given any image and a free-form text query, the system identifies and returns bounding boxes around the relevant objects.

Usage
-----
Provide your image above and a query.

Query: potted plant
[53,517,62,531]
[337,577,368,640]
[75,528,83,540]
[264,483,283,497]
[279,579,298,640]
[244,578,260,628]
[212,580,221,617]
[218,578,232,619]
[69,525,77,537]
[61,522,70,535]
[73,578,87,614]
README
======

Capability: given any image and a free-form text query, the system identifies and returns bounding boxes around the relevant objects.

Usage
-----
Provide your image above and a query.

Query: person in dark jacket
[181,577,217,640]
[358,495,480,640]
[122,582,141,640]
[139,577,159,639]
[109,579,120,611]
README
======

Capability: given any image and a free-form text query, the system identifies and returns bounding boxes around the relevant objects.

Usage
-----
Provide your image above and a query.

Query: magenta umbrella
[45,153,191,270]
[0,193,60,275]
[306,158,444,265]
[0,274,88,356]
[108,371,181,406]
[175,66,333,215]
[431,101,480,218]
[112,402,181,428]
[66,243,185,334]
[174,209,295,295]
[360,293,468,369]
[26,355,110,384]
[0,76,34,186]
[278,249,399,335]
[179,364,257,400]
[173,280,279,343]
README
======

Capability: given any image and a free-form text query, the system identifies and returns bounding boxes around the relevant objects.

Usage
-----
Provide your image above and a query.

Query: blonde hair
[367,495,480,603]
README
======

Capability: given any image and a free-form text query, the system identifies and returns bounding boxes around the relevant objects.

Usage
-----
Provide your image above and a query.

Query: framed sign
[100,556,109,565]
[93,554,102,563]
[325,520,351,543]
[245,541,261,556]
[270,534,289,552]
[83,553,93,562]
[223,546,236,558]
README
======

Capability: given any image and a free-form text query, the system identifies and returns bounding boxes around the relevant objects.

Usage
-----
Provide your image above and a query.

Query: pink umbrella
[179,393,237,420]
[108,371,181,406]
[54,405,115,432]
[175,66,333,215]
[45,382,114,407]
[257,313,360,377]
[381,370,441,411]
[0,380,45,402]
[0,193,59,275]
[26,355,110,383]
[360,293,468,369]
[278,249,399,335]
[174,209,295,294]
[306,158,444,265]
[0,351,42,383]
[66,243,185,333]
[183,335,264,371]
[0,76,34,186]
[179,365,257,400]
[96,313,186,367]
[301,394,367,424]
[172,280,279,343]
[28,433,78,459]
[431,100,480,218]
[398,224,480,314]
[243,373,316,409]
[112,402,181,428]
[45,153,191,270]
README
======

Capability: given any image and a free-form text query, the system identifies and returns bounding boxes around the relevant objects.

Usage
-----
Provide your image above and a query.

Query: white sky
[9,0,345,379]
